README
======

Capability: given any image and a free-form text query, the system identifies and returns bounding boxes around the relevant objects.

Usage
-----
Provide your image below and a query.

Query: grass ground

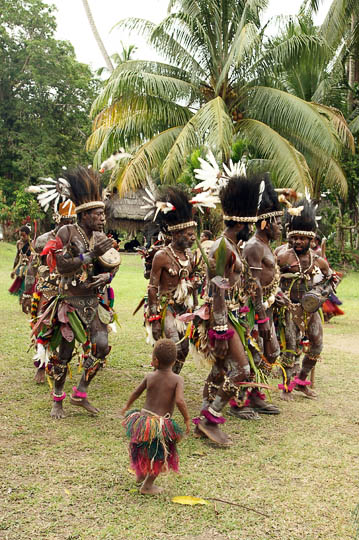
[0,241,359,540]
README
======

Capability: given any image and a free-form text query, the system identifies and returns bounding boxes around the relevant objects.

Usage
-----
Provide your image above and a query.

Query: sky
[51,0,332,71]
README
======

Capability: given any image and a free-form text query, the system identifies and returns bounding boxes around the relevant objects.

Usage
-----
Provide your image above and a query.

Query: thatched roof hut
[105,189,157,238]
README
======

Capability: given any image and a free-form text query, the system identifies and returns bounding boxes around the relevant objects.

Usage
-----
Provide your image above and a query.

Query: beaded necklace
[75,224,90,250]
[292,248,313,276]
[168,243,189,267]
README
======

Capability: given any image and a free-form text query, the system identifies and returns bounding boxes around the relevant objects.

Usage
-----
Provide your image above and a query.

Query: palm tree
[87,0,353,196]
[317,0,359,115]
[81,0,114,73]
[264,8,355,199]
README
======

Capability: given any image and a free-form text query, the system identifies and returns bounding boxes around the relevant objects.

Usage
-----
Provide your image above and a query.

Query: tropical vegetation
[87,0,354,202]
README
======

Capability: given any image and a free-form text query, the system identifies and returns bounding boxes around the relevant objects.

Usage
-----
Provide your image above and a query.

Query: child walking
[121,339,190,495]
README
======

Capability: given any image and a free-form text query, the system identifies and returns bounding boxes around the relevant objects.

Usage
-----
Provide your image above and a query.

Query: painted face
[292,235,311,254]
[269,216,282,241]
[20,231,28,242]
[82,208,106,232]
[174,227,196,249]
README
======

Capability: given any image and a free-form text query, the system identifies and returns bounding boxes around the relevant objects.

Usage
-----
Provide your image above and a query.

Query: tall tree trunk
[81,0,114,73]
[348,14,359,113]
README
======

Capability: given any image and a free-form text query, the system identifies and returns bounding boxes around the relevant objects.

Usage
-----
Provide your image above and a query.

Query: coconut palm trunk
[81,0,114,73]
[348,14,359,113]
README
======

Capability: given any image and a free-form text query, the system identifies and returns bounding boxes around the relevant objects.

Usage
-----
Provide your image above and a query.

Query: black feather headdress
[220,174,262,224]
[286,199,317,238]
[63,167,104,214]
[143,186,196,233]
[257,174,282,219]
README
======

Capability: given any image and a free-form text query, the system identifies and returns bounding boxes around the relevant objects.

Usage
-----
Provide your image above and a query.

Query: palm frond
[237,118,313,190]
[247,86,342,157]
[215,23,259,95]
[349,114,359,134]
[162,97,233,182]
[320,0,359,48]
[310,103,355,152]
[91,70,199,118]
[114,127,183,194]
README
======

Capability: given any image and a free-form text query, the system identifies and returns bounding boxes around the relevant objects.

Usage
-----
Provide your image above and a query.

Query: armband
[148,315,161,323]
[257,317,269,324]
[79,252,93,264]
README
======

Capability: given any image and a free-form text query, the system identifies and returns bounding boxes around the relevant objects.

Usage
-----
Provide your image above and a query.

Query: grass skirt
[123,409,182,477]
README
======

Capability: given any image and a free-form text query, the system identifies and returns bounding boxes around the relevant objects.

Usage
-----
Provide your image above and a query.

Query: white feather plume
[99,149,132,173]
[257,180,265,213]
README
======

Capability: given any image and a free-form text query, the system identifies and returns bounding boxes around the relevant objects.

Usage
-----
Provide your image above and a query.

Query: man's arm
[55,226,112,275]
[147,250,165,341]
[120,378,147,416]
[175,377,190,434]
[243,243,271,340]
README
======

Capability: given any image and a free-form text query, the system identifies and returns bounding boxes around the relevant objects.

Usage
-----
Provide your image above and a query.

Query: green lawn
[1,241,359,540]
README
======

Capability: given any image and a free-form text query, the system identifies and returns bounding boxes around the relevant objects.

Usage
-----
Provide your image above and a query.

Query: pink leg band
[72,386,87,399]
[52,392,66,402]
[293,376,311,387]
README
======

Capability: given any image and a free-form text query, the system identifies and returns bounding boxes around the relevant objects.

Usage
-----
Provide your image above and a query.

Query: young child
[121,339,190,495]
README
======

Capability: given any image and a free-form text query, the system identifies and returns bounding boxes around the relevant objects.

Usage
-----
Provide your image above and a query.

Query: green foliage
[0,0,99,205]
[0,185,44,227]
[87,0,353,195]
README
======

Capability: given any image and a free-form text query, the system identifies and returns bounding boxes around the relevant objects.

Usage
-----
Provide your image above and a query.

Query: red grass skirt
[123,409,182,477]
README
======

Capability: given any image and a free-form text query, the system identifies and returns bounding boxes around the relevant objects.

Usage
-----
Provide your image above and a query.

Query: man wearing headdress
[238,176,284,415]
[36,167,120,418]
[144,187,198,374]
[23,199,76,383]
[191,175,264,446]
[276,200,335,399]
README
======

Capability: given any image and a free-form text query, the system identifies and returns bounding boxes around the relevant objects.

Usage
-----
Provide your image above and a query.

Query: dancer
[23,197,76,383]
[143,187,198,374]
[121,338,190,495]
[238,176,284,415]
[191,174,263,445]
[276,200,335,399]
[9,225,32,303]
[36,166,120,418]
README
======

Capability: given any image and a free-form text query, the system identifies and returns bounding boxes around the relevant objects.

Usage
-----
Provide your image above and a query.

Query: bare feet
[294,385,317,399]
[136,474,146,484]
[140,484,163,495]
[197,419,233,446]
[34,367,45,384]
[193,425,206,438]
[228,406,260,420]
[280,391,294,401]
[140,474,163,495]
[70,396,99,414]
[51,401,65,419]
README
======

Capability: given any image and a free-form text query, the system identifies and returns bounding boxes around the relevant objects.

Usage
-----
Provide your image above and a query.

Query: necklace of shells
[167,243,190,278]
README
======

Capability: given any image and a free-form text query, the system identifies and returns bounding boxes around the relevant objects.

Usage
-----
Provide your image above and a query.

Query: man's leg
[70,316,110,414]
[295,312,322,398]
[198,327,249,446]
[279,310,301,401]
[51,338,75,419]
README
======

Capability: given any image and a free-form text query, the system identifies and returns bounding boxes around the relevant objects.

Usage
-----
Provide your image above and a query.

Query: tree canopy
[0,0,98,204]
[87,0,354,197]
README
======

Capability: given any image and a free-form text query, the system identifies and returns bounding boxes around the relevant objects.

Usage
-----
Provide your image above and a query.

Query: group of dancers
[8,159,343,494]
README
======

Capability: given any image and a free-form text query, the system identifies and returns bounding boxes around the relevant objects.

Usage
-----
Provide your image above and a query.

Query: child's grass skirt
[123,409,182,477]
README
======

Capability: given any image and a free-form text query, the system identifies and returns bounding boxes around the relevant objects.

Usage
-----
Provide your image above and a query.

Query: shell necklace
[76,224,90,250]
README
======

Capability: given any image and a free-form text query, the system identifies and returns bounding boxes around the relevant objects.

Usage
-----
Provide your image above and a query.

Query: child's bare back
[143,370,183,417]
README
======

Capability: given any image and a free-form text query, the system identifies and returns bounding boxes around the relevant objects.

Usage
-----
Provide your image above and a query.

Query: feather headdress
[26,176,71,214]
[142,187,196,233]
